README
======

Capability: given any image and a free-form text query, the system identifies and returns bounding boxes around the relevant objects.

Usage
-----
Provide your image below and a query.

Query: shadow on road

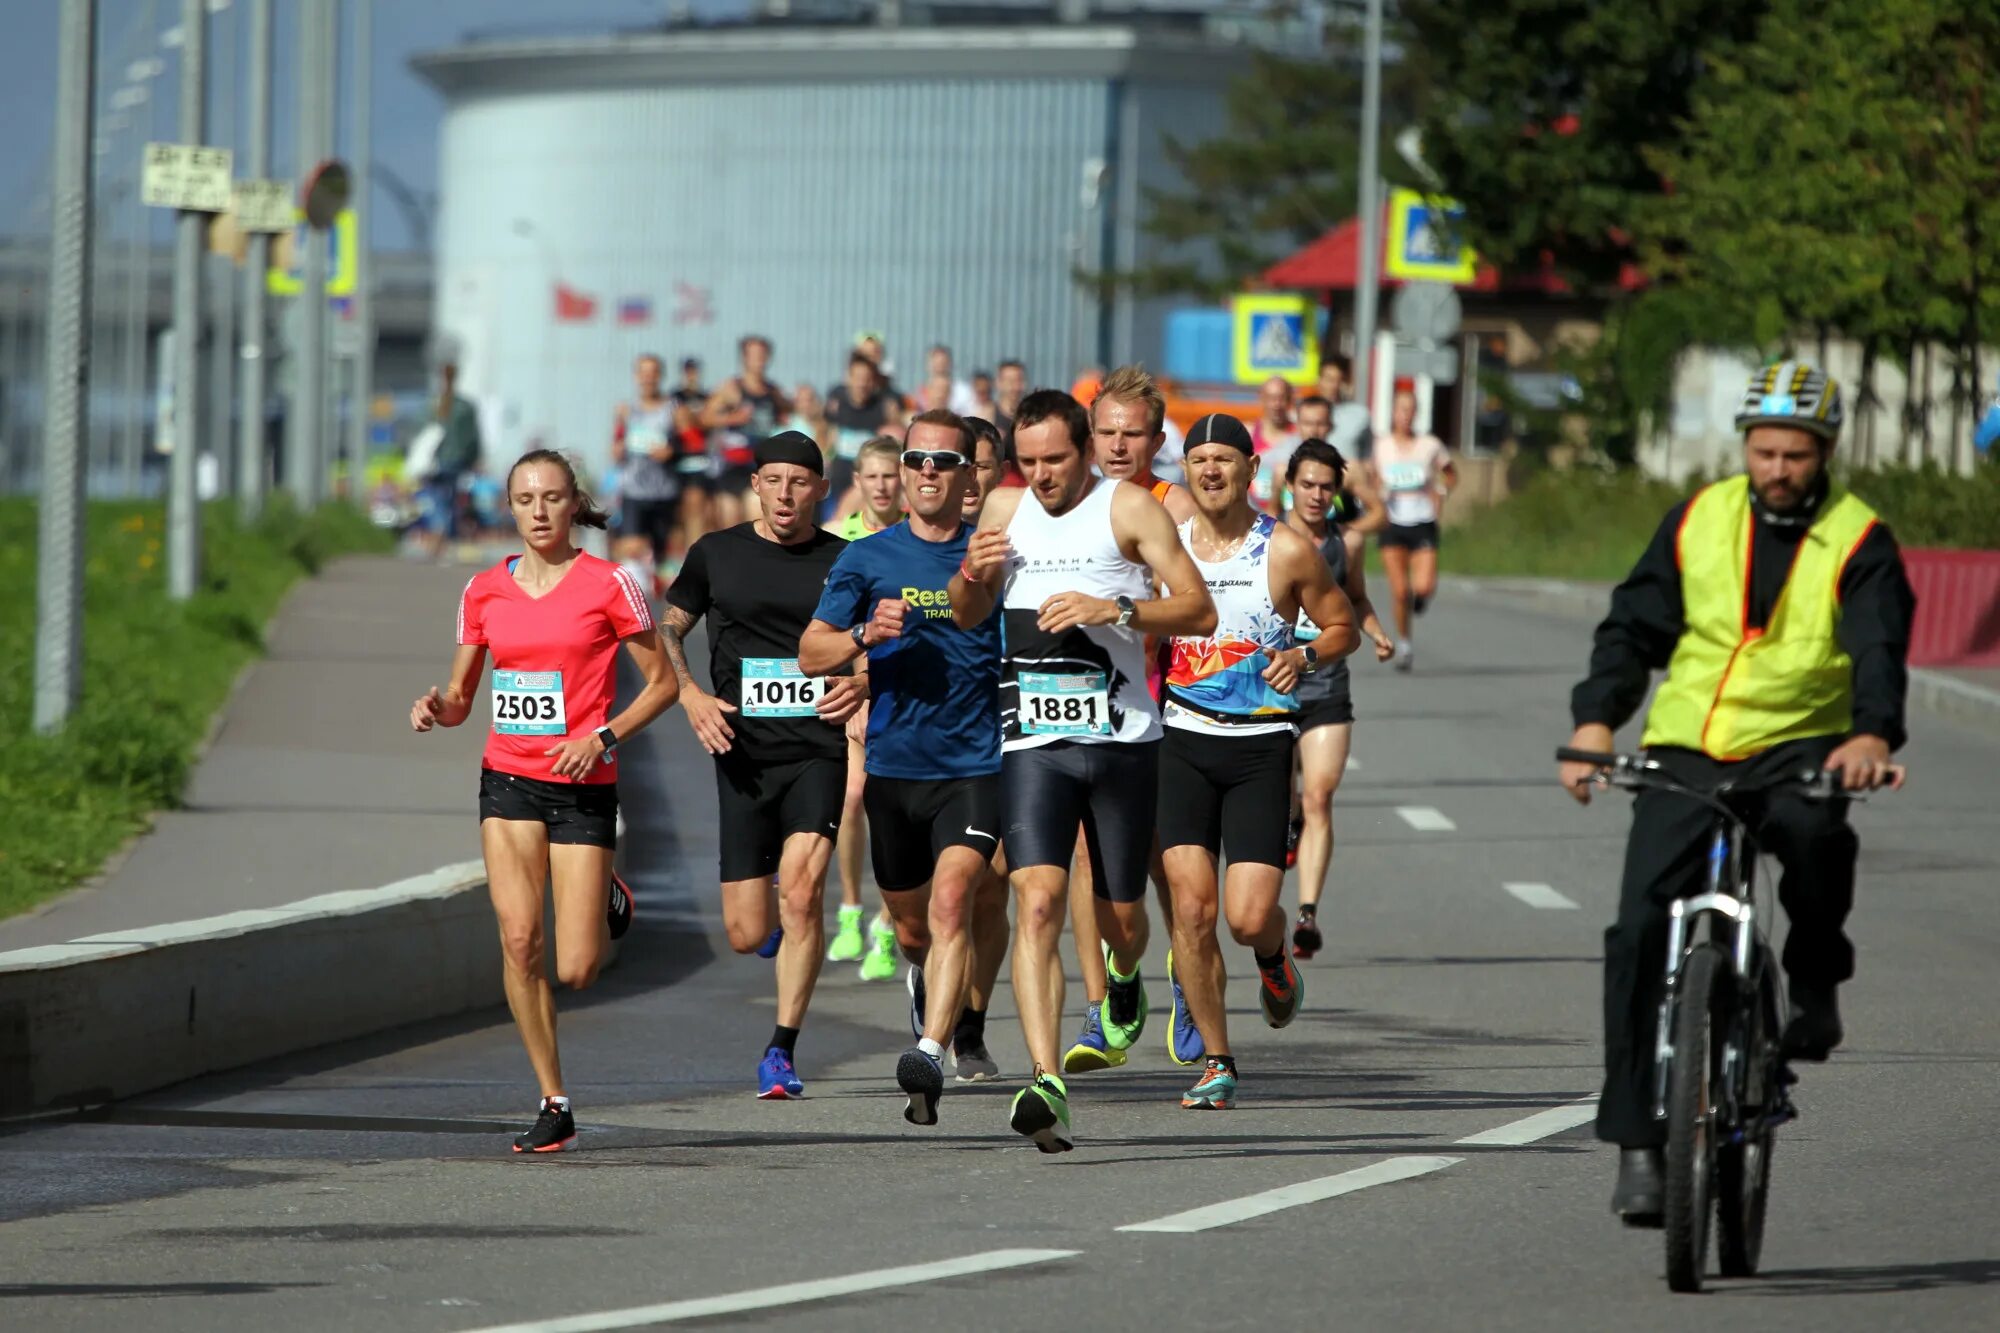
[0,1281,329,1301]
[1722,1257,2000,1296]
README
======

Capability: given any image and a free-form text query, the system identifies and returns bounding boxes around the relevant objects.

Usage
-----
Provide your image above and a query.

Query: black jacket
[1570,485,1917,750]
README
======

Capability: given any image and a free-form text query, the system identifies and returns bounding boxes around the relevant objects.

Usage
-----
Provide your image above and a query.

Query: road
[4,584,1997,1330]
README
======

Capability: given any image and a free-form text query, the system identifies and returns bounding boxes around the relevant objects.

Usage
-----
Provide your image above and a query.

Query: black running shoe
[906,963,927,1040]
[607,872,634,941]
[512,1097,575,1154]
[897,1046,944,1126]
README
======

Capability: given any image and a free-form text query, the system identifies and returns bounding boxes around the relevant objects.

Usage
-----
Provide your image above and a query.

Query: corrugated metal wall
[434,72,1225,475]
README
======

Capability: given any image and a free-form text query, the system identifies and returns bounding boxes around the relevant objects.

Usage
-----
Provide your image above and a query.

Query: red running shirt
[457,552,654,785]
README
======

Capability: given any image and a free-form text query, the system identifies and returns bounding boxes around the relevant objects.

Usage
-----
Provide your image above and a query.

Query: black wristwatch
[850,622,869,650]
[1114,594,1137,628]
[595,725,619,758]
[1299,645,1320,674]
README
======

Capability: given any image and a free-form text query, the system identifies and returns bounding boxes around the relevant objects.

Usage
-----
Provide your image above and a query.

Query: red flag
[554,283,597,322]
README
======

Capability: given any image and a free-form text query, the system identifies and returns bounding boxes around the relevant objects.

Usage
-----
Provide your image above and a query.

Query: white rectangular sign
[232,178,294,233]
[141,142,233,212]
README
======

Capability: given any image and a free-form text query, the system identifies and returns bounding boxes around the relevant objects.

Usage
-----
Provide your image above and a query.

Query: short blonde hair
[856,435,903,471]
[1094,363,1166,435]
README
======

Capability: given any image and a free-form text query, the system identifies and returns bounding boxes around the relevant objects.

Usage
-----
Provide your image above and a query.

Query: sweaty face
[752,463,825,537]
[1744,426,1827,513]
[902,422,971,523]
[857,456,902,520]
[1185,443,1253,514]
[1091,395,1161,482]
[508,464,575,546]
[1296,404,1332,440]
[1013,418,1088,513]
[1289,459,1339,524]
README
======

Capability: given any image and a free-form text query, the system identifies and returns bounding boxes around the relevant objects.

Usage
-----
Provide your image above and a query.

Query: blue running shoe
[1061,1004,1127,1074]
[755,925,784,960]
[757,1046,804,1100]
[1166,949,1206,1067]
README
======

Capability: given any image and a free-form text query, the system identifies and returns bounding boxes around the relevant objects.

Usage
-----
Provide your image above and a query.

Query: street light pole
[237,0,270,516]
[346,0,373,503]
[1351,0,1385,420]
[288,0,329,508]
[166,0,205,602]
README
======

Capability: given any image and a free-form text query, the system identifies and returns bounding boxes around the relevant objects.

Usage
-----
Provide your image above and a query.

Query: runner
[950,389,1216,1151]
[799,410,1003,1125]
[825,351,900,518]
[703,335,792,531]
[1369,386,1458,671]
[993,358,1028,441]
[1249,376,1303,516]
[659,431,868,1098]
[670,356,714,552]
[1159,414,1360,1109]
[1282,440,1395,960]
[411,449,679,1152]
[609,353,679,592]
[1294,394,1387,534]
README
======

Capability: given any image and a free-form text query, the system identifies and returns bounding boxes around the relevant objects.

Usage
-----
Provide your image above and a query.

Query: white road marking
[1116,1155,1462,1234]
[1345,755,1361,770]
[1457,1097,1599,1146]
[1503,881,1580,911]
[454,1249,1080,1333]
[1395,805,1456,832]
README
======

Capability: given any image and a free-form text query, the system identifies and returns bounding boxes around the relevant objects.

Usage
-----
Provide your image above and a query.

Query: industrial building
[413,1,1273,473]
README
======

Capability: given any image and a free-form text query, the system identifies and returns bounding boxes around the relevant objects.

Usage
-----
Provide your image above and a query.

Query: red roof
[1259,208,1644,296]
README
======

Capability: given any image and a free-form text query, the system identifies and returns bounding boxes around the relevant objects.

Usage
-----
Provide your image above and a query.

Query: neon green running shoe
[825,904,865,962]
[1009,1073,1074,1153]
[1062,1005,1126,1073]
[1098,945,1148,1051]
[858,913,898,981]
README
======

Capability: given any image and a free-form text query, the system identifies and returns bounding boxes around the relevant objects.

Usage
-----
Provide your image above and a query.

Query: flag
[672,281,714,327]
[554,283,597,322]
[617,295,652,326]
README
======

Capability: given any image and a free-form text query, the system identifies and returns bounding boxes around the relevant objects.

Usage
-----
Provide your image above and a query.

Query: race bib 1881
[492,669,567,736]
[1018,670,1113,737]
[741,658,827,718]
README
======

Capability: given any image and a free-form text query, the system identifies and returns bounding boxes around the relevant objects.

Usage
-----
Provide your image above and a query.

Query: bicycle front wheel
[1664,943,1724,1293]
[1717,956,1782,1277]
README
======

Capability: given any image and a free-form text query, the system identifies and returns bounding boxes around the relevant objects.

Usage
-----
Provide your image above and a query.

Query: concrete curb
[1447,575,2000,729]
[0,861,497,1117]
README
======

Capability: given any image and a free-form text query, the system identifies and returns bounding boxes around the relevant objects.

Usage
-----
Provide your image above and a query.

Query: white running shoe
[1392,640,1414,673]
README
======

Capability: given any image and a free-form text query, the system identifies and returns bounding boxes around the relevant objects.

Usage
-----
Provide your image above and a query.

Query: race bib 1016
[741,658,828,718]
[1018,670,1113,737]
[492,669,566,736]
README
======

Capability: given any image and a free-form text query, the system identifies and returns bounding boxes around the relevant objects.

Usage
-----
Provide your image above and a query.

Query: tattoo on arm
[661,605,699,689]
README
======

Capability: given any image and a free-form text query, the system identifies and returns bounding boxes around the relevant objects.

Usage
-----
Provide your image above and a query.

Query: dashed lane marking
[1116,1156,1462,1234]
[1456,1096,1599,1146]
[1395,805,1456,832]
[1503,881,1580,910]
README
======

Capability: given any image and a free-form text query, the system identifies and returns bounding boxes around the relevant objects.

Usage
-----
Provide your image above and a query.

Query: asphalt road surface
[5,585,1997,1330]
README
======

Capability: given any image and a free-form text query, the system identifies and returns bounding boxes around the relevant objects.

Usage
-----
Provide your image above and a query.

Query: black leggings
[1001,740,1159,903]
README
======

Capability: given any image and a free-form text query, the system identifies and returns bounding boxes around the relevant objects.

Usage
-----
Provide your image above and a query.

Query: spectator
[416,361,483,559]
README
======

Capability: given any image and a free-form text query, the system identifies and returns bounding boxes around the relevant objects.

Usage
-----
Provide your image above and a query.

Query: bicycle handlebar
[1555,748,1867,805]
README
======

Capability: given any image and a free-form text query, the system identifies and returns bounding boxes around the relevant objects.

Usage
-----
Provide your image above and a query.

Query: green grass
[0,497,393,920]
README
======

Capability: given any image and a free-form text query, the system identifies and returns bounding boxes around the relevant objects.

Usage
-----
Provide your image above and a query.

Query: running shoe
[859,914,898,981]
[1259,952,1305,1029]
[755,925,784,959]
[953,1037,1000,1083]
[1009,1073,1074,1153]
[1285,812,1303,869]
[897,1046,944,1126]
[1180,1058,1238,1110]
[825,904,866,962]
[607,872,635,941]
[1392,641,1414,673]
[906,963,927,1040]
[757,1046,805,1100]
[1100,948,1148,1051]
[1061,1005,1126,1073]
[1165,949,1205,1067]
[1292,911,1324,961]
[511,1097,576,1153]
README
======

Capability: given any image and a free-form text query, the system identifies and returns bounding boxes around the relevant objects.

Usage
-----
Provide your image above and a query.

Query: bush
[0,498,392,918]
[1842,461,2000,549]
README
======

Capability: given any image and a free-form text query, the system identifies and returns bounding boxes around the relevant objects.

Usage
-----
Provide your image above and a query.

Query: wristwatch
[595,725,619,758]
[1114,594,1137,628]
[850,622,870,649]
[1299,645,1320,674]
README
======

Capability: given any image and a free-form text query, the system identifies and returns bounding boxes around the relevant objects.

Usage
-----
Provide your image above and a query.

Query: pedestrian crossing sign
[267,208,358,297]
[1231,293,1320,387]
[1386,188,1478,285]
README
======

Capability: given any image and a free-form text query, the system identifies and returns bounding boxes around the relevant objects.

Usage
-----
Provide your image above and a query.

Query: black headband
[753,430,824,476]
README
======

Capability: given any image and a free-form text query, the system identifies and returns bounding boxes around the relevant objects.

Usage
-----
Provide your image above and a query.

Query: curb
[0,862,497,1117]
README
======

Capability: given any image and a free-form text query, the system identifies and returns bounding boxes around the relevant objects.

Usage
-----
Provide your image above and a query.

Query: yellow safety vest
[1641,475,1880,761]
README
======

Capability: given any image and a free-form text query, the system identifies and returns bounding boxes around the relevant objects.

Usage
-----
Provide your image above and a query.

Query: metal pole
[238,0,270,517]
[207,0,236,497]
[1351,0,1385,422]
[288,0,327,508]
[346,0,373,506]
[167,0,205,600]
[120,29,154,497]
[33,0,97,733]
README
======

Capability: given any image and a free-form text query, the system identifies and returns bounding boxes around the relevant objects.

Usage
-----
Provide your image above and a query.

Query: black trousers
[1597,736,1858,1147]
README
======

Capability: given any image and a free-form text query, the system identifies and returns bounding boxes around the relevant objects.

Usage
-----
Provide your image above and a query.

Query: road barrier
[1904,549,2000,668]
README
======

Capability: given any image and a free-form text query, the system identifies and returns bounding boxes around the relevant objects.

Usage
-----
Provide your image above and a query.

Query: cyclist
[411,449,679,1153]
[1557,361,1913,1222]
[1369,386,1456,671]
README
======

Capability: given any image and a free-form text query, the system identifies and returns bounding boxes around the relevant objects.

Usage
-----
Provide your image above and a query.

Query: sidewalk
[0,555,486,952]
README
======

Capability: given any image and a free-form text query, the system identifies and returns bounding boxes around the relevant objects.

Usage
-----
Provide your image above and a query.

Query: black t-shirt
[825,384,893,460]
[666,523,851,761]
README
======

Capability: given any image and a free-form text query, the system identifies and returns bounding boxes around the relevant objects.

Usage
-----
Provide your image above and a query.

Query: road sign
[1386,187,1478,285]
[1391,280,1462,343]
[1230,293,1320,387]
[233,179,294,233]
[267,208,357,297]
[1393,339,1461,385]
[142,142,233,212]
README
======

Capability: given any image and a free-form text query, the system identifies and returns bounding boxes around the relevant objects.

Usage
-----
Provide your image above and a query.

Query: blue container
[1163,307,1234,383]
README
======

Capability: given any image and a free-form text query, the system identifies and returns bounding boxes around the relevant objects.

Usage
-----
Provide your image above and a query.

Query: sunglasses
[901,449,967,471]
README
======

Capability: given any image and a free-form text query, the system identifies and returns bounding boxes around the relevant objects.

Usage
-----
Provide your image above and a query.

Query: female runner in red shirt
[410,448,679,1153]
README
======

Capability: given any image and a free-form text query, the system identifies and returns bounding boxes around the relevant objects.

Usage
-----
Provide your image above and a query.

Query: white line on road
[454,1249,1080,1333]
[1457,1097,1599,1147]
[1503,881,1580,911]
[1116,1155,1462,1234]
[1395,805,1456,832]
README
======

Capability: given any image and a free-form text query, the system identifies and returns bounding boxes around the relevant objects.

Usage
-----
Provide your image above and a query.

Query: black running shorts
[713,753,845,883]
[1296,664,1354,732]
[1157,727,1296,869]
[1378,520,1440,552]
[479,768,619,849]
[1001,740,1159,904]
[619,497,677,562]
[863,773,1004,893]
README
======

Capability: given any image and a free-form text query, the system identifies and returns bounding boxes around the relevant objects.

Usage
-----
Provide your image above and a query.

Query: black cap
[752,430,824,476]
[1186,412,1255,455]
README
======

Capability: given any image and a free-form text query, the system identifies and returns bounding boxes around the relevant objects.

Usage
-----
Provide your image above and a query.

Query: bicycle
[1557,747,1873,1293]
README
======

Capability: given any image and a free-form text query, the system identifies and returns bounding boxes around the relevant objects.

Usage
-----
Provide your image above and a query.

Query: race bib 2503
[492,670,567,736]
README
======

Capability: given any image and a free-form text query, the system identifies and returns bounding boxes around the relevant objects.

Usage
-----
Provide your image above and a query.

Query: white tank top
[1164,513,1297,736]
[1000,478,1159,749]
[1376,433,1446,526]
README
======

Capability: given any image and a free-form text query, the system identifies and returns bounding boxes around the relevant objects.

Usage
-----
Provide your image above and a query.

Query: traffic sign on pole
[1385,188,1478,285]
[232,178,294,233]
[142,141,232,212]
[1230,293,1320,387]
[267,208,357,296]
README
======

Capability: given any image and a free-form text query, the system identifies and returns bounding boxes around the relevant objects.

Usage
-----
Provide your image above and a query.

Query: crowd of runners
[413,345,1462,1154]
